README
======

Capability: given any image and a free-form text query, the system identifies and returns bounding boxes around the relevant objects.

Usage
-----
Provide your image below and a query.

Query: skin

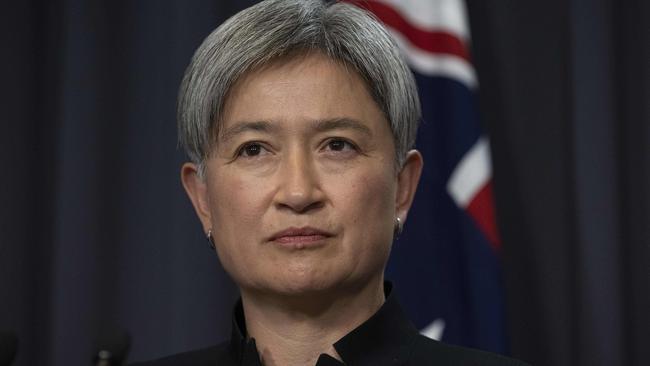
[181,52,422,366]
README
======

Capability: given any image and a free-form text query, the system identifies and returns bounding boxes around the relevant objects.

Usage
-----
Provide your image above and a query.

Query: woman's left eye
[324,139,357,152]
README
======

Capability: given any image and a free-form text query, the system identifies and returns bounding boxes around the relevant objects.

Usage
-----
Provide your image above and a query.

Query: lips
[268,227,333,248]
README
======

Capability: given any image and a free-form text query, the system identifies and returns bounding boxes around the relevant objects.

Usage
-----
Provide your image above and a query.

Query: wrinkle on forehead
[214,51,381,142]
[219,117,374,145]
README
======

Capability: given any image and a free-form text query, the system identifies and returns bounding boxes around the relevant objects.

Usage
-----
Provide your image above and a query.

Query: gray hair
[178,0,421,174]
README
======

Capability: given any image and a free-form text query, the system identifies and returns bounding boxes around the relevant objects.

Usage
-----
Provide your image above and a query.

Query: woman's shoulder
[128,341,231,366]
[409,335,532,366]
[127,335,531,366]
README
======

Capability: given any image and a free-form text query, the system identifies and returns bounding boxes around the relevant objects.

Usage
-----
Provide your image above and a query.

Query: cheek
[207,173,271,264]
[332,167,396,231]
[205,172,276,285]
[210,174,268,224]
[333,168,396,279]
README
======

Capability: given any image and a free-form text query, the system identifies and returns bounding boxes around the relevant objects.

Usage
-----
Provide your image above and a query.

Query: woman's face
[182,53,422,297]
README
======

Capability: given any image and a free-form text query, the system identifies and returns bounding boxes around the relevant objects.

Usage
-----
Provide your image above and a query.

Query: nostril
[276,196,325,213]
[300,200,325,213]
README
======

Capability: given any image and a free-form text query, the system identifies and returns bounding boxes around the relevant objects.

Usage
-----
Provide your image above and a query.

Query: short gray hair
[178,0,421,172]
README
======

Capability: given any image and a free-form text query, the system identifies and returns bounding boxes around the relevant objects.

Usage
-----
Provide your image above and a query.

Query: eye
[237,142,269,158]
[325,138,357,152]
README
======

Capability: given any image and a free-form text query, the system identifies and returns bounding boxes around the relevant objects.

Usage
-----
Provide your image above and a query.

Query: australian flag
[347,0,507,354]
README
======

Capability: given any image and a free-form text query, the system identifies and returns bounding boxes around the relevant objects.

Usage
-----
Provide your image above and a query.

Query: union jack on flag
[346,0,507,353]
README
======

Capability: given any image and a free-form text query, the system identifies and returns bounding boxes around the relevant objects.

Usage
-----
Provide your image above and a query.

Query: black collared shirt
[131,283,530,366]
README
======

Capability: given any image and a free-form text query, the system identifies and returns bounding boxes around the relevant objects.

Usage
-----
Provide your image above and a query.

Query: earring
[394,217,403,238]
[206,229,216,250]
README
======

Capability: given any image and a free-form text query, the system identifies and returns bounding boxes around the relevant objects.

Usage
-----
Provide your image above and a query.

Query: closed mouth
[268,227,334,247]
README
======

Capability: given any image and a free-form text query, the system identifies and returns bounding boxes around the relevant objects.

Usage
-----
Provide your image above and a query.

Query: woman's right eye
[237,142,267,158]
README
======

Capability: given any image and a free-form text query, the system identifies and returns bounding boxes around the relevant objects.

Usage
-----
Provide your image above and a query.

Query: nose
[274,149,325,213]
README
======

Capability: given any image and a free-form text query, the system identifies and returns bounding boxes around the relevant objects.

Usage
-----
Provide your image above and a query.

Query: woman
[133,0,529,365]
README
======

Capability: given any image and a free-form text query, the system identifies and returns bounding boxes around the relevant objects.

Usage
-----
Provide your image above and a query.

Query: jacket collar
[228,282,419,365]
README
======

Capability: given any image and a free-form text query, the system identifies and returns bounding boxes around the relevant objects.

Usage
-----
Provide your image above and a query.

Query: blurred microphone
[92,329,130,366]
[0,331,17,366]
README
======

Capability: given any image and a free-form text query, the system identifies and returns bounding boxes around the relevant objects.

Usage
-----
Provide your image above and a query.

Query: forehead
[219,52,389,135]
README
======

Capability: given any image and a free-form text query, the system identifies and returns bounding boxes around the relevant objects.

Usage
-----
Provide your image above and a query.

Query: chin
[254,267,349,299]
[275,270,338,296]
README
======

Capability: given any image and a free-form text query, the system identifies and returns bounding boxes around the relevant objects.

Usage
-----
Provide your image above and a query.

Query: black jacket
[131,284,530,366]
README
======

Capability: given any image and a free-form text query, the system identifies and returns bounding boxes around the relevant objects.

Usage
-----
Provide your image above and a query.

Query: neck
[240,278,385,366]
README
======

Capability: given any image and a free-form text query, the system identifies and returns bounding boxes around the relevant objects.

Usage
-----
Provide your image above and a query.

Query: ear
[395,150,423,222]
[180,162,213,233]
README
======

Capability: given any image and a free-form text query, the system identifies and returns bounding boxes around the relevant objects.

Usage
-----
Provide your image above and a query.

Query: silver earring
[206,229,216,250]
[394,217,403,238]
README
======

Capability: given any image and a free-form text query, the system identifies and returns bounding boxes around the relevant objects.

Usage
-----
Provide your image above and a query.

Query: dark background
[1,0,648,365]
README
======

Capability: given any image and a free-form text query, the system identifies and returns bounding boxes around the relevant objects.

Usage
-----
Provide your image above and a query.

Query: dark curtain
[1,1,648,366]
[1,1,257,365]
[466,0,650,365]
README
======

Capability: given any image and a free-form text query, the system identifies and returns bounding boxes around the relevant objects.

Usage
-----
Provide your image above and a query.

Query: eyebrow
[314,118,373,137]
[220,121,278,143]
[219,117,373,143]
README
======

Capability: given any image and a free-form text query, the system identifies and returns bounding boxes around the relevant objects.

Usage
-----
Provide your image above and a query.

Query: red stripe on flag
[345,0,471,62]
[466,180,501,250]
